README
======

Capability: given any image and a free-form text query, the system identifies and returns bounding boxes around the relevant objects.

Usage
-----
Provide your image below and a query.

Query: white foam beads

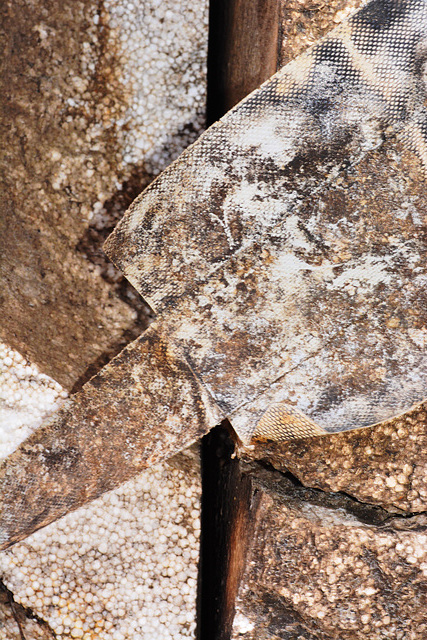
[0,342,67,460]
[0,463,201,639]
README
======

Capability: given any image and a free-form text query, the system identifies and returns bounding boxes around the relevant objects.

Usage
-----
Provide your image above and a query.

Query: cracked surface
[231,465,427,640]
[248,400,427,514]
[6,1,427,639]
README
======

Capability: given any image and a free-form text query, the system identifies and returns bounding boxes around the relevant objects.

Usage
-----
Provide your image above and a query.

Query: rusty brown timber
[1,0,427,549]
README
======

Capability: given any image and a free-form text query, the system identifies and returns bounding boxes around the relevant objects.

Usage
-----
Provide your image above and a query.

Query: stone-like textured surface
[231,465,427,640]
[0,0,208,390]
[248,401,427,515]
[1,0,136,390]
[232,137,427,440]
[0,448,201,640]
[0,326,221,550]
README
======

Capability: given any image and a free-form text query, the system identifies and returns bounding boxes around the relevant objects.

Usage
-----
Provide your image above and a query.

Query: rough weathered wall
[249,401,427,514]
[105,0,427,444]
[0,0,207,390]
[230,461,427,640]
[0,0,208,636]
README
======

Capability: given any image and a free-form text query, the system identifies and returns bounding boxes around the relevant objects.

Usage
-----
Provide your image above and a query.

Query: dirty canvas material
[0,0,426,549]
[106,0,427,441]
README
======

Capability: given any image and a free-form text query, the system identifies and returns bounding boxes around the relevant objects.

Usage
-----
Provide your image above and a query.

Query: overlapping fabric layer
[106,0,427,440]
[1,0,426,549]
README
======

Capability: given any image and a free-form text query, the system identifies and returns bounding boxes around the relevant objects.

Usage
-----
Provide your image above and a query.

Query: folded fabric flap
[0,324,223,550]
[104,0,427,311]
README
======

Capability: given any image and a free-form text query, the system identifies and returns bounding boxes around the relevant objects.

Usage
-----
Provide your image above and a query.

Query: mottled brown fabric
[0,327,221,550]
[279,0,365,66]
[1,0,426,554]
[106,0,427,442]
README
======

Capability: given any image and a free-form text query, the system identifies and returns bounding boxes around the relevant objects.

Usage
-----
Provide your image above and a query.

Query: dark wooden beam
[207,0,281,124]
[200,3,281,637]
[199,425,261,640]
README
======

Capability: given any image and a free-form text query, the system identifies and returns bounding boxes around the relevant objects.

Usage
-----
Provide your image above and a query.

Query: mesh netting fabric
[1,0,426,549]
[106,0,427,441]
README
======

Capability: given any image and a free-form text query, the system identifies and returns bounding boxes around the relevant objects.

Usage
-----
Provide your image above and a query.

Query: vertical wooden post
[199,425,261,640]
[207,0,281,124]
[198,0,280,640]
[200,3,281,636]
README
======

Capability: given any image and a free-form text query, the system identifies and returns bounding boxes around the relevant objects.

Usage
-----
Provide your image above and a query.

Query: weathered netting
[0,0,426,549]
[106,0,427,439]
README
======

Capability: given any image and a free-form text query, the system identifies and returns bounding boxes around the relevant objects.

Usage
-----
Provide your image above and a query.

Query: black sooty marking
[353,0,414,33]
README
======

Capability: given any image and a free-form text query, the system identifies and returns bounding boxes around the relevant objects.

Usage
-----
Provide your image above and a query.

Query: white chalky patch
[99,0,208,176]
[232,612,255,634]
[0,343,67,460]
